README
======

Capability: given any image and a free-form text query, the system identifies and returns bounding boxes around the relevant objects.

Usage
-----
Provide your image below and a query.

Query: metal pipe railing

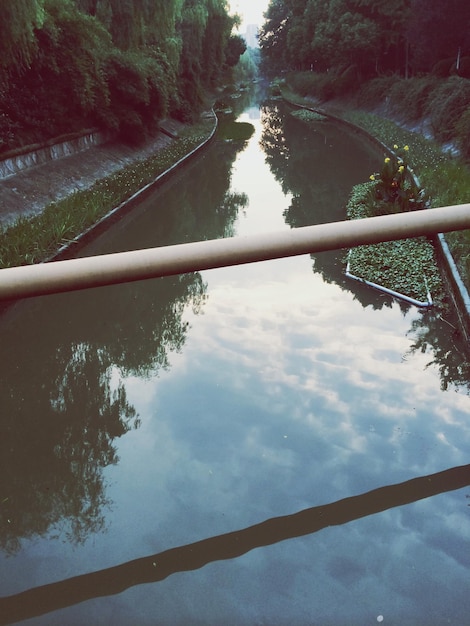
[0,203,469,301]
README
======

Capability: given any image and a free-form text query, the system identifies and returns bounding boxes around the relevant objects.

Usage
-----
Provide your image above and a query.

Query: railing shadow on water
[1,463,469,625]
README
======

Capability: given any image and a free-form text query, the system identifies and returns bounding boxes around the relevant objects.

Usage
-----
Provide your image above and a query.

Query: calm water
[1,97,469,626]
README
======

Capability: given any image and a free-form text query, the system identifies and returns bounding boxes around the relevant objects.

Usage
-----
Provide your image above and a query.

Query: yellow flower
[398,165,405,173]
[404,145,409,151]
[393,144,398,150]
[369,174,376,181]
[384,157,391,163]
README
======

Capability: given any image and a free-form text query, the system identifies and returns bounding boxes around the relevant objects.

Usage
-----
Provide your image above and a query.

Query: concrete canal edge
[434,234,470,341]
[284,96,470,338]
[0,129,108,180]
[50,110,218,262]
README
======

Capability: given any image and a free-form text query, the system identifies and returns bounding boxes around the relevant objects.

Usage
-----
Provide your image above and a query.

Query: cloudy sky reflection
[2,104,469,626]
[103,108,470,625]
[108,250,470,625]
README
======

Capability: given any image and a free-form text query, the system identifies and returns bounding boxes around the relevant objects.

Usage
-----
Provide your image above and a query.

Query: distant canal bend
[1,93,469,626]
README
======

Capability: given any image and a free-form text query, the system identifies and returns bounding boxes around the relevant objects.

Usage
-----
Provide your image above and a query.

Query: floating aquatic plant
[346,181,444,302]
[290,109,327,123]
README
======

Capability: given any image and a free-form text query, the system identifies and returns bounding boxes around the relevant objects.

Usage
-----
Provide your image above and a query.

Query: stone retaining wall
[0,131,107,180]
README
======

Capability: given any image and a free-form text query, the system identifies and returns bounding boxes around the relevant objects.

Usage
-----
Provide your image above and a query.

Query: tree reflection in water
[260,102,470,392]
[406,309,470,392]
[0,135,249,554]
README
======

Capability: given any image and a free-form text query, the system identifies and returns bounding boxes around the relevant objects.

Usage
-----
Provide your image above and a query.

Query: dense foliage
[259,0,470,78]
[0,0,246,153]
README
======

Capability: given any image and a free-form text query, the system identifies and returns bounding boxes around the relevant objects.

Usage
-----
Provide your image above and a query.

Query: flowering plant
[369,145,428,212]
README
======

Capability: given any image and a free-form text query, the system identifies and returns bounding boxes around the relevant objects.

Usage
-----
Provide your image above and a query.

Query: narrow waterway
[1,94,469,626]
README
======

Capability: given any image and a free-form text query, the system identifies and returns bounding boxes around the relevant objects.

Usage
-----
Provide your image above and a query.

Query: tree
[259,0,291,72]
[260,0,412,75]
[311,3,381,72]
[407,0,470,73]
[0,0,45,70]
[0,0,241,150]
[225,34,247,67]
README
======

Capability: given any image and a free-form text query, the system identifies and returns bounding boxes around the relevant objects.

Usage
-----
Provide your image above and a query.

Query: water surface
[1,99,469,626]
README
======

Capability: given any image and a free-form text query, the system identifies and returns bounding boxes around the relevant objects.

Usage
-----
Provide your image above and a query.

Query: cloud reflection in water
[95,254,470,624]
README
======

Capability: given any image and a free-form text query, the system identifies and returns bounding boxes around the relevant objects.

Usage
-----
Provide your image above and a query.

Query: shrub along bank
[285,72,470,158]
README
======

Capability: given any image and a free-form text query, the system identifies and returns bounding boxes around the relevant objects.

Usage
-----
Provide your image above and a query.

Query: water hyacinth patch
[290,109,327,123]
[347,238,442,302]
[281,90,470,292]
[346,179,444,303]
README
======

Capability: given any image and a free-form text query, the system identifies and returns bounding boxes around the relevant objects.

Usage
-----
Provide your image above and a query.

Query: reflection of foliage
[260,101,470,390]
[217,118,255,142]
[0,343,137,555]
[259,104,291,194]
[260,102,383,300]
[0,274,204,556]
[95,273,208,378]
[406,309,470,393]
[0,129,248,554]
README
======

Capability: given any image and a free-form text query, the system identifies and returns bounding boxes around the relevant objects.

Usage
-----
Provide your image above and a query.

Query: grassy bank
[0,117,215,269]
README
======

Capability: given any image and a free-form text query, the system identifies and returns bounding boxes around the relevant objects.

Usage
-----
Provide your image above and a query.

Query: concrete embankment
[0,119,189,228]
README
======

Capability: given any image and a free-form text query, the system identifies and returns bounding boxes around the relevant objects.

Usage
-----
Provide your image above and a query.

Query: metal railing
[0,203,469,301]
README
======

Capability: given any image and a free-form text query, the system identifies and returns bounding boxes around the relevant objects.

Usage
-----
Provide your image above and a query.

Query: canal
[1,93,469,625]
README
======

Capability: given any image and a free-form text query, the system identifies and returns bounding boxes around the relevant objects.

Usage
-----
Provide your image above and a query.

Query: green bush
[286,70,360,101]
[388,76,438,121]
[0,0,112,150]
[99,51,158,142]
[336,64,360,96]
[287,72,325,98]
[455,108,470,159]
[425,76,470,142]
[432,58,455,78]
[356,75,399,109]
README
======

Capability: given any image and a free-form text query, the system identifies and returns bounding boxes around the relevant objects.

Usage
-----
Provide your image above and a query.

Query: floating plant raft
[346,236,442,307]
[345,180,443,307]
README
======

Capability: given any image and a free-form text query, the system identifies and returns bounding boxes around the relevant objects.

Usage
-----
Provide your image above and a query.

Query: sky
[228,0,270,30]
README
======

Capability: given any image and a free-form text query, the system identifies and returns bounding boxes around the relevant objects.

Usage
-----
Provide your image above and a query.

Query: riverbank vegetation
[0,0,246,154]
[260,0,470,154]
[259,1,470,78]
[341,111,470,290]
[285,88,470,294]
[260,0,470,291]
[0,116,215,268]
